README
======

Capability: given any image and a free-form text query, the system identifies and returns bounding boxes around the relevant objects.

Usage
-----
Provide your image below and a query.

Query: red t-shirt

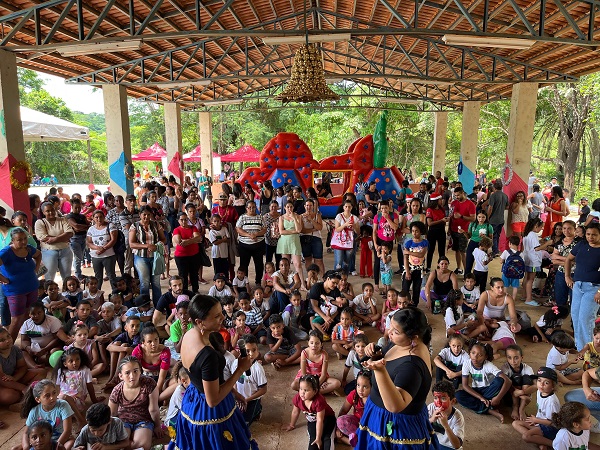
[346,390,366,419]
[173,225,199,257]
[450,199,476,232]
[426,207,446,225]
[293,392,335,420]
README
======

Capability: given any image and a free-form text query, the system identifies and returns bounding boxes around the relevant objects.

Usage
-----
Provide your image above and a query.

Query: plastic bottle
[433,299,441,314]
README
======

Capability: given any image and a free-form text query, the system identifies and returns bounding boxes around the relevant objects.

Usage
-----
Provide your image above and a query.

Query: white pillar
[164,102,183,183]
[0,50,29,218]
[506,82,538,186]
[432,111,448,177]
[103,84,133,196]
[199,112,213,179]
[459,101,480,191]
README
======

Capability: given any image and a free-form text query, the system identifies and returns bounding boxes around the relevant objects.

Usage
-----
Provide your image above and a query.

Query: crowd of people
[0,169,600,450]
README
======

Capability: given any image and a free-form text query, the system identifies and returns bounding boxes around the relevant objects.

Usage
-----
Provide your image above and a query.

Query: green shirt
[170,319,193,343]
[468,222,494,243]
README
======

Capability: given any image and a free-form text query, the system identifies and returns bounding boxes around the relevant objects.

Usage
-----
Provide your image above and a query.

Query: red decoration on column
[0,154,31,222]
[168,152,184,182]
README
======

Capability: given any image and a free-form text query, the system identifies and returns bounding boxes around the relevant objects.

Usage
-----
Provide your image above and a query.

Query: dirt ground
[1,247,598,450]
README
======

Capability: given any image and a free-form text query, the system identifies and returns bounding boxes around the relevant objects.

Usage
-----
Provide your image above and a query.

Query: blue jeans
[571,280,600,351]
[334,249,353,271]
[565,388,600,421]
[455,376,505,414]
[269,290,291,315]
[69,234,87,278]
[554,271,572,307]
[134,255,162,302]
[491,223,504,255]
[42,247,73,282]
[0,286,9,327]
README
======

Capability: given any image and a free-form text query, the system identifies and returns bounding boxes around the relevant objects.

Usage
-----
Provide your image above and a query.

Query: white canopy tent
[21,106,89,141]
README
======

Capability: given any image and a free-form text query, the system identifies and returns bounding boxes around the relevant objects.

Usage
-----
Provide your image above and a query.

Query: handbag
[331,228,354,250]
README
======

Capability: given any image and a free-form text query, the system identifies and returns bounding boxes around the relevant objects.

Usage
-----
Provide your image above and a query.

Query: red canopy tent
[183,145,219,162]
[132,142,167,161]
[220,144,260,162]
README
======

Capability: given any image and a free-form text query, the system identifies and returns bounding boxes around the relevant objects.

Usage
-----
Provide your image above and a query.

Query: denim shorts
[124,420,154,432]
[301,235,323,259]
[502,275,520,288]
[525,266,541,273]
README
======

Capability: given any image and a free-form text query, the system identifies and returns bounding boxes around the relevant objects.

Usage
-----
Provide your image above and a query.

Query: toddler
[336,370,372,447]
[443,290,467,337]
[401,221,428,304]
[229,311,252,357]
[380,288,401,333]
[261,261,276,297]
[82,276,105,312]
[528,305,569,344]
[251,286,271,326]
[42,281,69,323]
[377,245,393,294]
[546,331,583,385]
[164,361,190,428]
[331,308,359,359]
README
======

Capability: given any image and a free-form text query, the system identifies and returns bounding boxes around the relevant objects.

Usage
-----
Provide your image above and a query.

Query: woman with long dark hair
[174,294,257,450]
[542,185,568,238]
[425,195,447,273]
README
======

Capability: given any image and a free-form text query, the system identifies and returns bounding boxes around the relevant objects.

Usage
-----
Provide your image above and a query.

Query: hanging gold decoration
[277,44,340,104]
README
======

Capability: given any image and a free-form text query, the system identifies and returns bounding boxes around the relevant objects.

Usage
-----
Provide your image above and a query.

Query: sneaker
[351,271,357,276]
[454,269,464,275]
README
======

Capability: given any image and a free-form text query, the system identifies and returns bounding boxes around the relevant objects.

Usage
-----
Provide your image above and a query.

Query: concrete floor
[1,246,597,450]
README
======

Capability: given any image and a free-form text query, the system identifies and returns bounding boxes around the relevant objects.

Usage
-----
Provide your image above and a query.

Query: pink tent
[132,142,167,161]
[183,145,219,162]
[220,144,260,162]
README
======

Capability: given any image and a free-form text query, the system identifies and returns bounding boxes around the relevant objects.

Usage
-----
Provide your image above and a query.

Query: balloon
[49,350,63,368]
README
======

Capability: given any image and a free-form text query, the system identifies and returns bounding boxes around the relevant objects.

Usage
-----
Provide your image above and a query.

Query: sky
[42,72,106,115]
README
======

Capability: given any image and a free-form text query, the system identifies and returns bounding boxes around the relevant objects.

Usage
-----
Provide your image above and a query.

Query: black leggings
[174,254,200,293]
[373,238,393,286]
[238,240,265,285]
[307,415,336,450]
[465,239,478,275]
[427,225,446,270]
[402,269,422,305]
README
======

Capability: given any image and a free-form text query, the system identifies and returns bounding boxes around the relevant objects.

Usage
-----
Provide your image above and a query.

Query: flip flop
[524,300,541,306]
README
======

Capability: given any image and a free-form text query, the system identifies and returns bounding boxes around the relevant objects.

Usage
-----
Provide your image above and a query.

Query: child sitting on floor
[546,331,583,385]
[427,380,465,450]
[73,403,129,450]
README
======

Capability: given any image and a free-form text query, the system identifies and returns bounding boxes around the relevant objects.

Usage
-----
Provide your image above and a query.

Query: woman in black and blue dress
[358,307,439,449]
[174,294,258,450]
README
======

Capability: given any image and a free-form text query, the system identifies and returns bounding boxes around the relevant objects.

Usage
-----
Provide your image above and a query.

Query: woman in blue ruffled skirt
[174,294,258,450]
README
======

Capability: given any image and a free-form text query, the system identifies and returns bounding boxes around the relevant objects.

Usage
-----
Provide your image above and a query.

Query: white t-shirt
[492,321,515,343]
[251,298,270,314]
[272,270,297,288]
[231,359,267,399]
[438,347,469,372]
[208,285,233,298]
[473,248,489,272]
[462,360,501,388]
[523,232,543,267]
[223,351,236,381]
[546,346,568,370]
[19,315,63,347]
[87,223,116,258]
[461,286,480,306]
[164,384,186,425]
[501,362,534,379]
[209,227,230,259]
[537,391,560,421]
[232,276,249,289]
[553,428,590,450]
[427,403,465,450]
[352,294,376,315]
[444,307,465,330]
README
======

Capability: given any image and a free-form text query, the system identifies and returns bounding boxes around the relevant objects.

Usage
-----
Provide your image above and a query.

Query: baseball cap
[532,366,558,383]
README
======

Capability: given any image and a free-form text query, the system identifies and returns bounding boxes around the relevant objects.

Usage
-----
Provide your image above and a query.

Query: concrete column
[506,82,538,186]
[0,50,28,218]
[103,84,133,196]
[164,102,183,183]
[459,101,480,191]
[199,112,213,178]
[432,111,448,176]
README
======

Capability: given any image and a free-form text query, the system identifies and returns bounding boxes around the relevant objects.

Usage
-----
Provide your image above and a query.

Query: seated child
[232,335,267,426]
[0,327,45,407]
[166,300,192,362]
[125,294,155,323]
[19,380,74,450]
[112,277,133,309]
[62,276,83,314]
[238,293,267,345]
[19,302,63,368]
[331,308,360,359]
[95,302,122,368]
[23,420,57,450]
[232,268,249,297]
[251,287,271,327]
[380,288,400,333]
[63,300,98,339]
[229,311,251,357]
[82,276,105,313]
[306,264,320,291]
[427,380,465,450]
[73,403,128,450]
[377,291,410,348]
[208,273,233,300]
[512,366,561,448]
[131,325,172,402]
[261,261,275,297]
[292,330,341,395]
[551,402,595,450]
[263,314,301,369]
[579,324,600,370]
[341,334,369,395]
[460,273,480,314]
[42,281,69,323]
[221,296,236,330]
[501,344,534,421]
[336,369,372,447]
[281,290,307,341]
[104,315,141,390]
[455,341,512,422]
[63,322,105,378]
[443,290,467,337]
[526,305,569,344]
[434,335,469,390]
[546,331,583,385]
[164,362,189,428]
[208,332,236,381]
[351,283,381,328]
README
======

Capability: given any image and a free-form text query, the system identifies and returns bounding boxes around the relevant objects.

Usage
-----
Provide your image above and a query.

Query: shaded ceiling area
[1,0,599,108]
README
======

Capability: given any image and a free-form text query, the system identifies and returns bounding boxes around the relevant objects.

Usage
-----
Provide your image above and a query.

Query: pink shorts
[495,337,516,349]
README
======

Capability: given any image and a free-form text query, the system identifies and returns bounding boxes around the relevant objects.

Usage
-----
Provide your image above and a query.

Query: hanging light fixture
[276,0,339,103]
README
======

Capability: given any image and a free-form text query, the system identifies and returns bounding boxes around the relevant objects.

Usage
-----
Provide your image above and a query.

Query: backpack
[502,250,525,279]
